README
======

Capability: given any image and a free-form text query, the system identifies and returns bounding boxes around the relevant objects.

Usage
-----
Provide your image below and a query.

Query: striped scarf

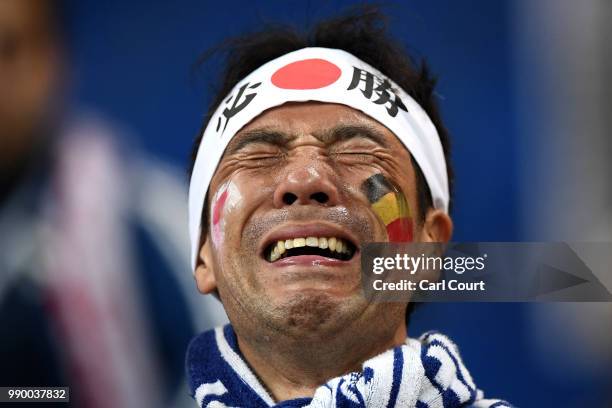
[187,325,513,408]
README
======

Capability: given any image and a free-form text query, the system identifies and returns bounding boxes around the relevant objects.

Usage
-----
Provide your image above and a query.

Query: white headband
[189,47,449,269]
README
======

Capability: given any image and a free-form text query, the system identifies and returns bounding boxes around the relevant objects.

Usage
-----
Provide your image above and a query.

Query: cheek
[361,173,413,242]
[210,180,244,248]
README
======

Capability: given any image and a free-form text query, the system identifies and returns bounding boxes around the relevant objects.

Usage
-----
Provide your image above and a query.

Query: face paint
[361,174,413,242]
[210,180,242,248]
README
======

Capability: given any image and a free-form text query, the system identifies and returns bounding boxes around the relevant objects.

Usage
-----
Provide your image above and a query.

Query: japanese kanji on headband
[189,47,449,269]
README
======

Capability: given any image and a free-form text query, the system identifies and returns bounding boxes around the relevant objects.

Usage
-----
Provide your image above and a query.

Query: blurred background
[0,0,610,407]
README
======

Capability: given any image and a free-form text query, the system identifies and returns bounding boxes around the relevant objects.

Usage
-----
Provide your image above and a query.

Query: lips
[260,224,359,264]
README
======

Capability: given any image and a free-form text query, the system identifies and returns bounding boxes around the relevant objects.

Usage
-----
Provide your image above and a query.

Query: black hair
[189,5,453,222]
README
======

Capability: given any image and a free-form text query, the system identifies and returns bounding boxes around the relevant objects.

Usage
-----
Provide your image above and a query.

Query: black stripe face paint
[361,174,413,242]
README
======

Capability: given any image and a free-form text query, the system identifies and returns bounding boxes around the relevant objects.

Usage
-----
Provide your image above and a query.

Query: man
[186,8,512,408]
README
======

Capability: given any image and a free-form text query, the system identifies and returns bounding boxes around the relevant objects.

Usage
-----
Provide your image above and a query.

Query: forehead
[0,0,52,34]
[237,101,397,140]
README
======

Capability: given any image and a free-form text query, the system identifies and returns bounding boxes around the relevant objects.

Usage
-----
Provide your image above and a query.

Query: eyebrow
[226,123,389,155]
[315,124,389,147]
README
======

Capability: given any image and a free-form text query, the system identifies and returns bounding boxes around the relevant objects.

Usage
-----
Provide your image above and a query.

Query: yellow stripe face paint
[361,174,413,242]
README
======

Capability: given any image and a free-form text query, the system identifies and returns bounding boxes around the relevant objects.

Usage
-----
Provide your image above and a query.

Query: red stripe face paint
[210,181,242,248]
[361,174,413,242]
[212,190,228,225]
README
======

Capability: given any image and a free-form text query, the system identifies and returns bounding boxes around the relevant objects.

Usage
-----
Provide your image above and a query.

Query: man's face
[0,0,63,165]
[197,102,448,344]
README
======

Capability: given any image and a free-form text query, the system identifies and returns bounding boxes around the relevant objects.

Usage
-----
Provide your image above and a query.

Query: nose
[273,155,340,208]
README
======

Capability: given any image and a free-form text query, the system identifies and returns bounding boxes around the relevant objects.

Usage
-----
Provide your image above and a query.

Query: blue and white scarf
[186,325,513,408]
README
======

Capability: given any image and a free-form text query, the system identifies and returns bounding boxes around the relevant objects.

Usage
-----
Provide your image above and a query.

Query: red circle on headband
[271,59,341,89]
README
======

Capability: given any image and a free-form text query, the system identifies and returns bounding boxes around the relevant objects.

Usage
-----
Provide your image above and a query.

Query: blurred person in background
[0,0,226,406]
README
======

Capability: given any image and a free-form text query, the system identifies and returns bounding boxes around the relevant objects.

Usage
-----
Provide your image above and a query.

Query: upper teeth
[268,236,351,262]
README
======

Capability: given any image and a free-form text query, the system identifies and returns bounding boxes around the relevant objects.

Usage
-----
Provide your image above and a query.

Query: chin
[271,290,362,339]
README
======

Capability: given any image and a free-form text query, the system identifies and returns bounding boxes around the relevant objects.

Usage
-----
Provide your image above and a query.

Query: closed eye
[238,150,286,167]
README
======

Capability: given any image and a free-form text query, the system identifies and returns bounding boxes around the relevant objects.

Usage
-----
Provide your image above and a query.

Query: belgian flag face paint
[361,174,413,242]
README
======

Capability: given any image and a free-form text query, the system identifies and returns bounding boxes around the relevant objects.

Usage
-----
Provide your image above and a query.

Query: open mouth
[264,236,357,263]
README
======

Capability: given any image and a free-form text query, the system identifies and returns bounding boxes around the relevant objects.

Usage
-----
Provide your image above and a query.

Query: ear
[419,208,453,243]
[194,238,217,294]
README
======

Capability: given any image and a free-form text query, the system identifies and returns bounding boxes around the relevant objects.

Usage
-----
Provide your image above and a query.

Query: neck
[0,149,35,205]
[236,322,407,402]
[0,129,52,205]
